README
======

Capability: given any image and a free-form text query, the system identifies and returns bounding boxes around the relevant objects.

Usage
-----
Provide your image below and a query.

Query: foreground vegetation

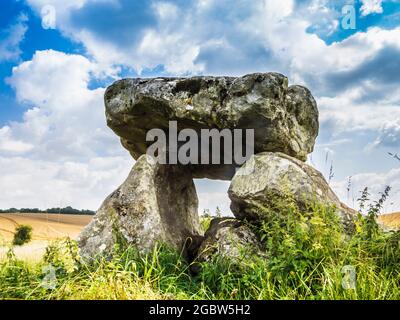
[0,190,399,300]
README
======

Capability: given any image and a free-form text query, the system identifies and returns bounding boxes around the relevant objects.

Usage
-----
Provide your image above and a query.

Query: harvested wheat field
[0,213,92,261]
[378,212,400,230]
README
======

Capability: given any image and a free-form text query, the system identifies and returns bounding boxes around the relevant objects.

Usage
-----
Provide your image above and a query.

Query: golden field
[0,213,92,261]
[378,212,400,230]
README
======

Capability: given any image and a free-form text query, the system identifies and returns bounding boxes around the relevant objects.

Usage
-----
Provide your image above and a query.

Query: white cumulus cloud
[1,50,132,209]
[0,13,28,62]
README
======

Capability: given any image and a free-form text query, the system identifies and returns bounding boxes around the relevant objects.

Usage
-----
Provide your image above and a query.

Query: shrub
[12,225,33,246]
[43,238,80,275]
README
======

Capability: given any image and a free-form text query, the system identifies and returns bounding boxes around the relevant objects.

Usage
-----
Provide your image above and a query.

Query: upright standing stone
[78,155,202,260]
[228,152,356,233]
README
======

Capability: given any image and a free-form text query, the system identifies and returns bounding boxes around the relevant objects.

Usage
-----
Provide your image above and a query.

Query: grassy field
[0,213,92,261]
[0,199,399,300]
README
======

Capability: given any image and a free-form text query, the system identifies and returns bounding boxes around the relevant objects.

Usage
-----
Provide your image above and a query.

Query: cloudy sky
[0,0,400,214]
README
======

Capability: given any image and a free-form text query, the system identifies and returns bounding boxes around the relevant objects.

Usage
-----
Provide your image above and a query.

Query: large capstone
[105,72,319,180]
[78,155,202,260]
[228,152,356,233]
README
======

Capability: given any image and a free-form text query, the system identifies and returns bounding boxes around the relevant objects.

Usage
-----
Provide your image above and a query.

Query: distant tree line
[0,206,95,215]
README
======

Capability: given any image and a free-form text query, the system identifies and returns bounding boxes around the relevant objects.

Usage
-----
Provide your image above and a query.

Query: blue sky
[0,0,400,213]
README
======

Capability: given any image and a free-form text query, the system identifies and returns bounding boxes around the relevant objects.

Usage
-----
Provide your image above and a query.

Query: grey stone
[105,72,319,180]
[78,155,202,260]
[228,152,356,233]
[194,218,264,264]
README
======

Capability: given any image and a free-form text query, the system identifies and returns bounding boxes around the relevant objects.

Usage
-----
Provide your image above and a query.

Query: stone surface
[194,218,264,265]
[78,155,202,260]
[228,152,356,232]
[105,72,319,180]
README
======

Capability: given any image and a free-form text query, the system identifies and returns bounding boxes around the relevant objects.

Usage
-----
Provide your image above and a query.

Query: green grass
[0,199,399,300]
